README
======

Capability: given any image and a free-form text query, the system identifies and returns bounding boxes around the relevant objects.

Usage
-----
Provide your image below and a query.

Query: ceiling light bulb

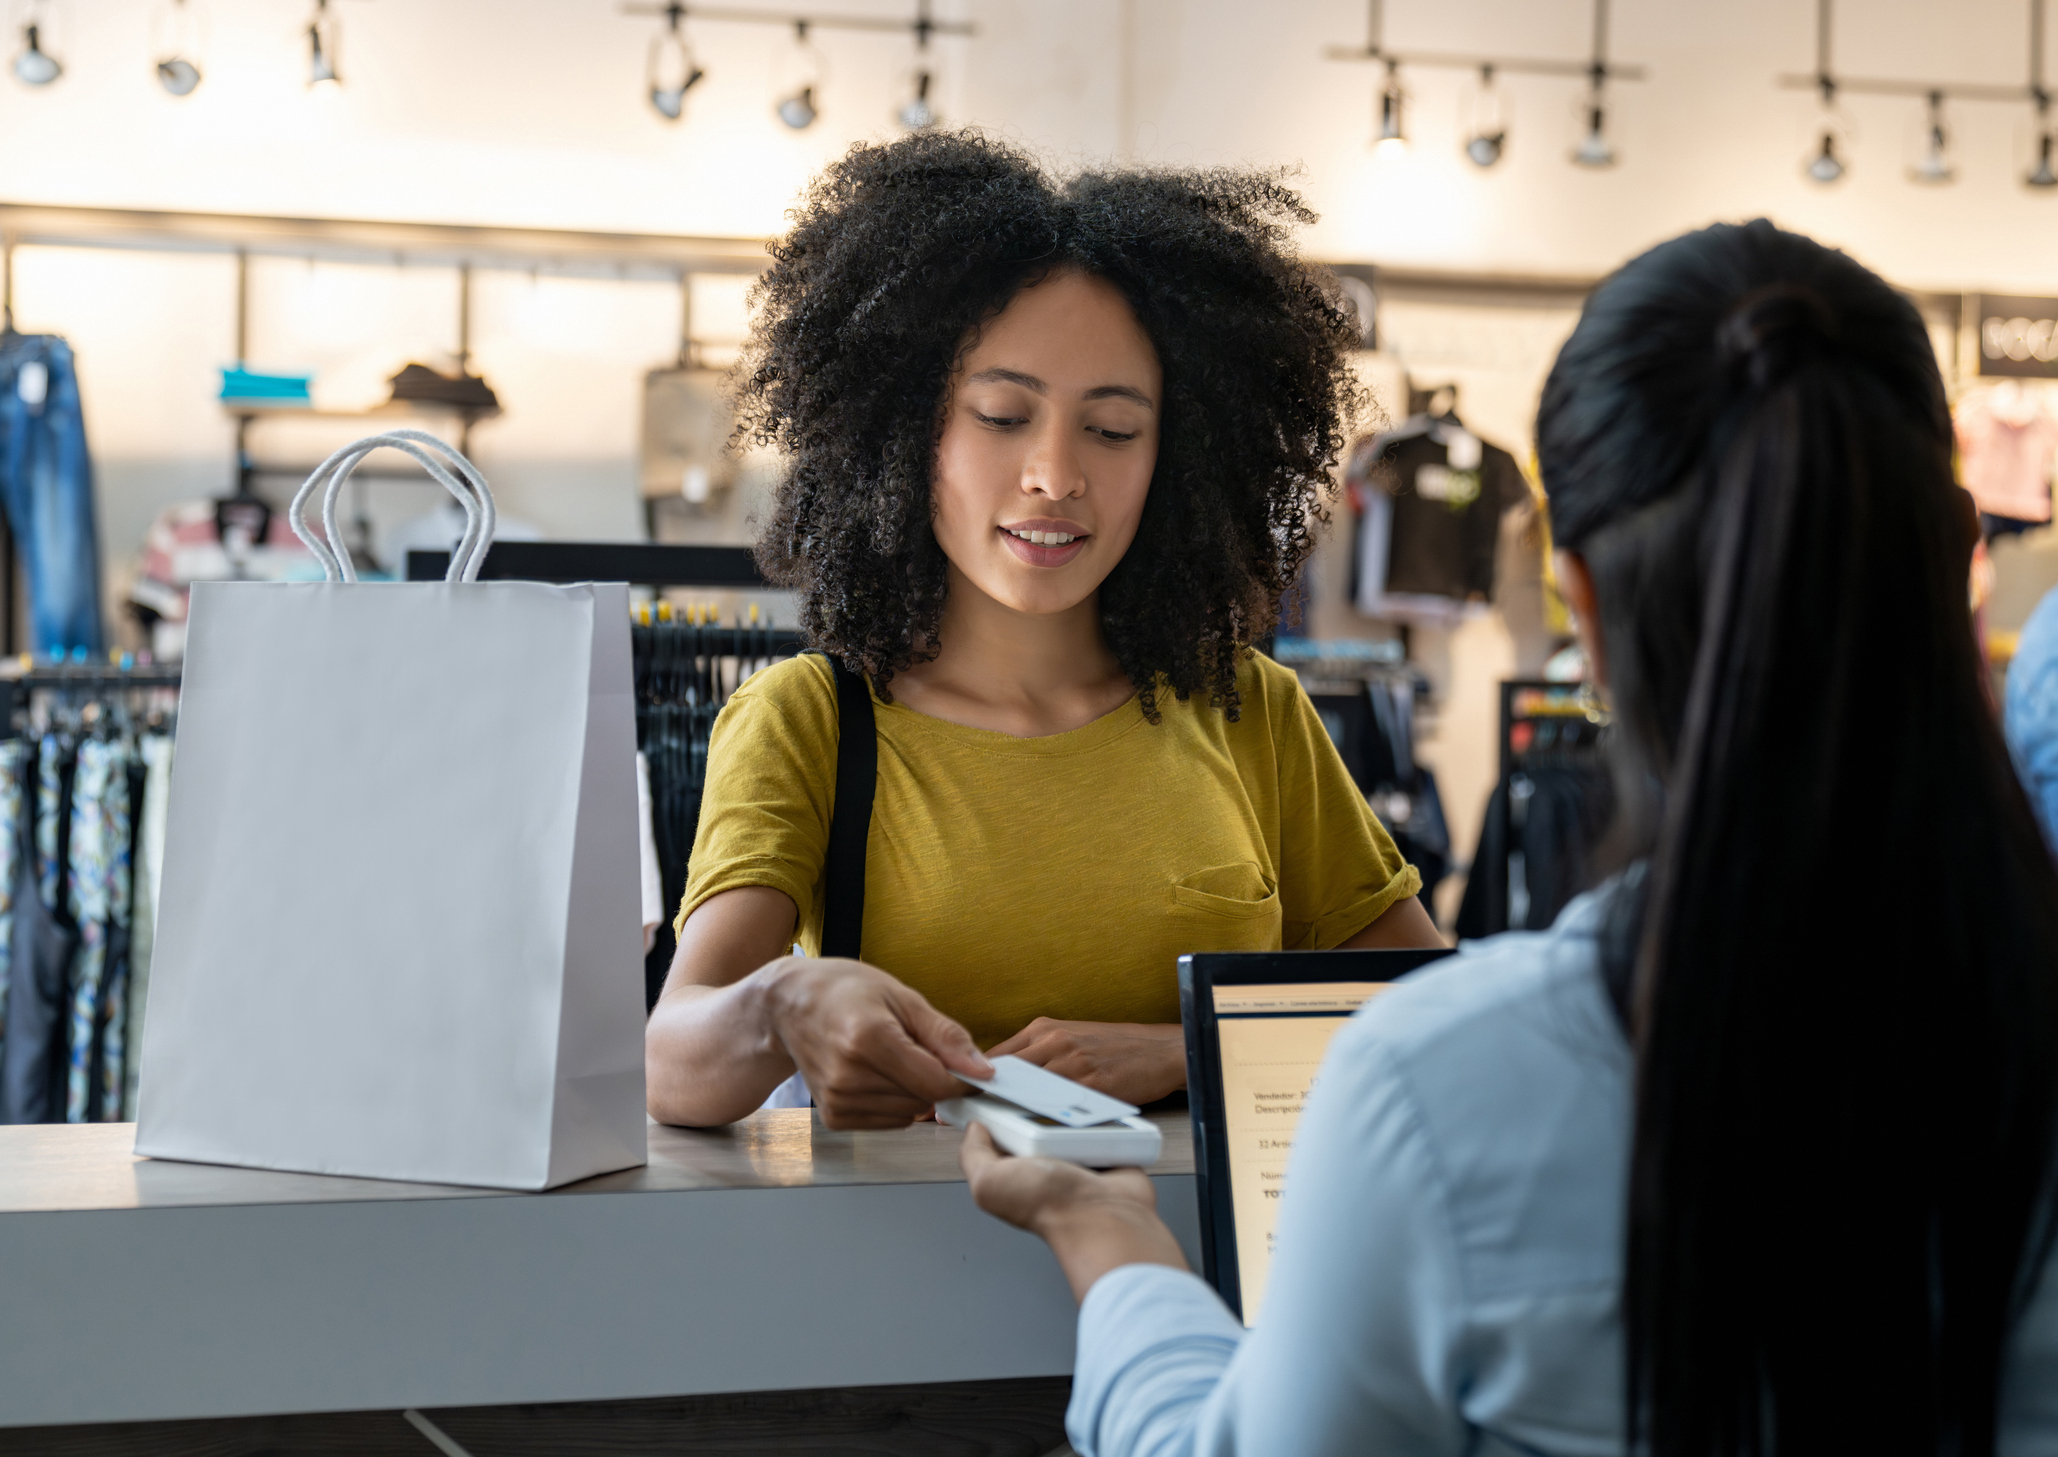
[1572,103,1615,168]
[1908,94,1954,185]
[778,85,817,129]
[2029,136,2058,188]
[898,70,935,129]
[1461,66,1507,169]
[1375,64,1406,152]
[13,23,59,86]
[158,57,201,95]
[1807,131,1845,184]
[306,5,339,89]
[774,21,823,130]
[152,0,203,96]
[646,10,703,123]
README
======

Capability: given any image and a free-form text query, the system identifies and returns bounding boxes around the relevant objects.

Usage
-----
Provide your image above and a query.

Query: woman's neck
[888,565,1136,738]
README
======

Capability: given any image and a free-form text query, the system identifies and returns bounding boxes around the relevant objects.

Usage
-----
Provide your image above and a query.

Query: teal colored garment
[1066,889,2058,1456]
[2007,586,2058,853]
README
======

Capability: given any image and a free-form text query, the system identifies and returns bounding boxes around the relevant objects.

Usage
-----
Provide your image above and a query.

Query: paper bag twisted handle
[290,429,498,585]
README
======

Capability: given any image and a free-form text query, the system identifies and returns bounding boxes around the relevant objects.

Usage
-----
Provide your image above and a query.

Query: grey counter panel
[0,1112,1200,1428]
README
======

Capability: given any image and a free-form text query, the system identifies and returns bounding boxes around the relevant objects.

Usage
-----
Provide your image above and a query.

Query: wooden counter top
[0,1111,1201,1430]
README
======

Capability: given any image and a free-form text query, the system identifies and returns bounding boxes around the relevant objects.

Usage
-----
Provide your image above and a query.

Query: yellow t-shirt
[677,651,1421,1050]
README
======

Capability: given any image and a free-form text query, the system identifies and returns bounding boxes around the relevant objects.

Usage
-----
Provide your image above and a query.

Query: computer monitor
[1179,946,1454,1324]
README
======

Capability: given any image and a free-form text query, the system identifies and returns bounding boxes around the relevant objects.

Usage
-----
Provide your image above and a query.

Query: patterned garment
[36,732,63,911]
[0,739,25,1048]
[63,739,131,1124]
[122,734,173,1120]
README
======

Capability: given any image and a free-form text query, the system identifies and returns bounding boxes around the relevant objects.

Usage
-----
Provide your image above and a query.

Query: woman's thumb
[902,992,992,1079]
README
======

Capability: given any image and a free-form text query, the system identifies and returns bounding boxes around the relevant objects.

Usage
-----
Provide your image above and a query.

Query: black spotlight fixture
[646,2,705,122]
[12,8,60,87]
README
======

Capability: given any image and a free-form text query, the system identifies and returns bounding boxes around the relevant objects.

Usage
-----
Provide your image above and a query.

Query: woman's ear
[1554,549,1609,693]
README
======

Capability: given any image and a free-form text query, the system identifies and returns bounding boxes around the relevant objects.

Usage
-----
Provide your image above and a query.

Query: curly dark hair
[737,128,1365,721]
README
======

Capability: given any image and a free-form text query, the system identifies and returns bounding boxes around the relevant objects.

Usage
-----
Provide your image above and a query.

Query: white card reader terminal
[936,1055,1163,1168]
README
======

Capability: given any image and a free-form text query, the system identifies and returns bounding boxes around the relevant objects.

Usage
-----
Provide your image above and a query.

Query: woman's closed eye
[972,410,1030,430]
[1090,426,1140,443]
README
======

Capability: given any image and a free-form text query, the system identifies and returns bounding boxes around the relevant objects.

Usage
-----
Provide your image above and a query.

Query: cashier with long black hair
[962,221,2058,1453]
[643,131,1443,1130]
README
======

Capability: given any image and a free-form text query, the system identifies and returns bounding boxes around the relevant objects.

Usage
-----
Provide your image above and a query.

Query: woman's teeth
[1007,528,1079,546]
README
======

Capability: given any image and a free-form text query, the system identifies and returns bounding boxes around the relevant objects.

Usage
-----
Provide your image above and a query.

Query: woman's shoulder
[1320,894,1633,1288]
[715,651,840,747]
[1332,891,1630,1156]
[1169,647,1310,733]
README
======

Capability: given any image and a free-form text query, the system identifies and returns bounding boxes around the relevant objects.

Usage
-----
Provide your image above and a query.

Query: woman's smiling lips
[998,519,1091,567]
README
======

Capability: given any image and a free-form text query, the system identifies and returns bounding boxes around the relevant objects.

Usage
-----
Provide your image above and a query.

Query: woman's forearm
[1037,1197,1193,1302]
[645,968,797,1127]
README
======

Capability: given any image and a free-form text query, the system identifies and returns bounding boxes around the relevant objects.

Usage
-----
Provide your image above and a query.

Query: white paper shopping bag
[134,430,648,1190]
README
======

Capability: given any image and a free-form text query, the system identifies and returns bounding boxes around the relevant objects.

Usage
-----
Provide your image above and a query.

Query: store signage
[1973,293,2058,378]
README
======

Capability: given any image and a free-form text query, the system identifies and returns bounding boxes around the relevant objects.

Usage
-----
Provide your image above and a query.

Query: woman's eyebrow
[1084,384,1155,409]
[968,367,1046,392]
[966,367,1155,410]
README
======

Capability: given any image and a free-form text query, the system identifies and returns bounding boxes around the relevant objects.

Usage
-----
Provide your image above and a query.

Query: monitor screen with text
[1212,981,1392,1325]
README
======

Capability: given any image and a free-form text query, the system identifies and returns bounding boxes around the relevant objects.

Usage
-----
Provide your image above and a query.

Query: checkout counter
[0,1109,1198,1453]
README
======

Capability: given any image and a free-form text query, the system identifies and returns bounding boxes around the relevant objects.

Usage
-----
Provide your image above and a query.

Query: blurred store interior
[1,0,2055,931]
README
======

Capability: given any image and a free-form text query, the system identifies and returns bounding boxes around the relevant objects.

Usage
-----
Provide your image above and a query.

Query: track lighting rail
[1778,0,2047,106]
[618,2,972,40]
[1323,0,1645,83]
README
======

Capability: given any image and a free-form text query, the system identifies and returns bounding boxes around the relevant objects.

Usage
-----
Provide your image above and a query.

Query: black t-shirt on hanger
[1369,421,1529,602]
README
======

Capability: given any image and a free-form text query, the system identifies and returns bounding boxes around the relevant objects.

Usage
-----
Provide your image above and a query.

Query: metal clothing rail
[0,664,183,739]
[0,202,770,281]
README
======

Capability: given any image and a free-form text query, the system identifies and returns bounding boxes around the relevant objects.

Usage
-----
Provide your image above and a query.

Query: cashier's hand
[958,1124,1188,1302]
[986,1019,1186,1106]
[763,956,992,1131]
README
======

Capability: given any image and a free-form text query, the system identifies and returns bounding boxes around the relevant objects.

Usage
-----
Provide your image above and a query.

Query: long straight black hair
[1537,220,2058,1455]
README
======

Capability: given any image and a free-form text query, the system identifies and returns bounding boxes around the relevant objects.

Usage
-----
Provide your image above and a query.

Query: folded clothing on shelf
[387,363,500,413]
[218,366,312,406]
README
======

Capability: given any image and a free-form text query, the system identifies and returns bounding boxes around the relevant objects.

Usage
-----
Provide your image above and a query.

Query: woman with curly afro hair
[645,130,1441,1131]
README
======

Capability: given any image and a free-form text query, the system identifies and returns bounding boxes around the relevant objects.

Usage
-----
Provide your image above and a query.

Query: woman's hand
[763,956,993,1130]
[986,1019,1187,1105]
[958,1123,1189,1301]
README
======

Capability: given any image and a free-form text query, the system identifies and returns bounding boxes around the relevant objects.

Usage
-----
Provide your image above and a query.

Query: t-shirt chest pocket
[1171,860,1281,922]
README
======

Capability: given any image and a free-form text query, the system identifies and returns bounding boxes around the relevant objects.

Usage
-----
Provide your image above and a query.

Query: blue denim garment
[0,336,103,658]
[2007,586,2058,854]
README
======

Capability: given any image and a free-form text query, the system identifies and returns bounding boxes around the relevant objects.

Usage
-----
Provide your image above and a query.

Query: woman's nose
[1022,420,1086,499]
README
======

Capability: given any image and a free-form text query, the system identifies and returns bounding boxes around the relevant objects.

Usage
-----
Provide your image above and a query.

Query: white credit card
[957,1055,1140,1128]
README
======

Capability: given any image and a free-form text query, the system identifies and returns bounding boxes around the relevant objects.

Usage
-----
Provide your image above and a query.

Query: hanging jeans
[0,336,103,658]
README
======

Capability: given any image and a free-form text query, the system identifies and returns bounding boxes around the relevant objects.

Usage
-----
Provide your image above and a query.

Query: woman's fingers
[896,985,994,1081]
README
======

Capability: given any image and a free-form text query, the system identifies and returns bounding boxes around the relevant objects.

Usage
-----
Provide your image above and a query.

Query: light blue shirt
[1068,889,2058,1456]
[2007,586,2058,852]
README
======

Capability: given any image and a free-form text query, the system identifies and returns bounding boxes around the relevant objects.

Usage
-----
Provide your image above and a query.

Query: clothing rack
[1456,680,1614,939]
[0,665,179,1126]
[0,664,182,738]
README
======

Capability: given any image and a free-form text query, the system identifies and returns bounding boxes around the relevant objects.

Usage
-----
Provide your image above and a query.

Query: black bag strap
[816,651,876,961]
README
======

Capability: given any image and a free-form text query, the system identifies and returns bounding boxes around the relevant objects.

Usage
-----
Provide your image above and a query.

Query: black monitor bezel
[1179,947,1455,1322]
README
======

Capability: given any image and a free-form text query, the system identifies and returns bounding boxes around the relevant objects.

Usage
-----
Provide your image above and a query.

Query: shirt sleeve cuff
[673,856,814,937]
[1302,863,1425,950]
[1067,1264,1245,1457]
